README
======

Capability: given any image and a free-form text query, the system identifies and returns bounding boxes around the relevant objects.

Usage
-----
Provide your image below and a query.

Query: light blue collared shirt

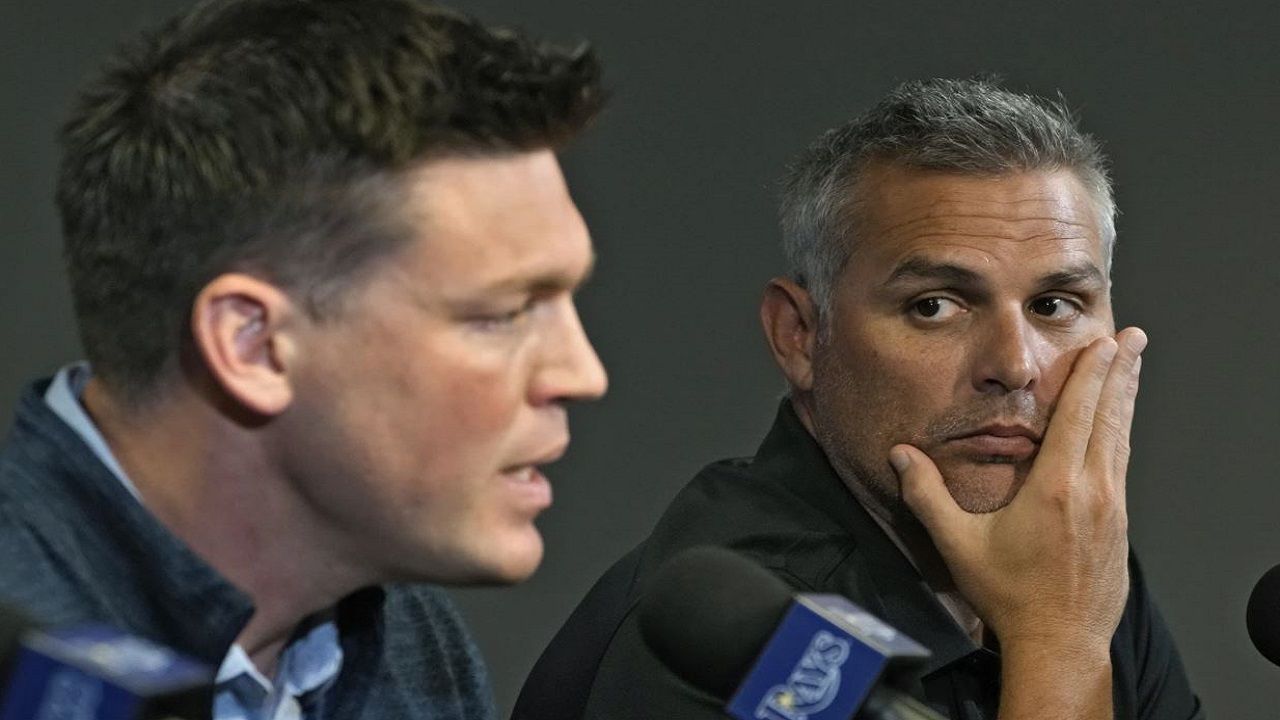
[44,363,344,720]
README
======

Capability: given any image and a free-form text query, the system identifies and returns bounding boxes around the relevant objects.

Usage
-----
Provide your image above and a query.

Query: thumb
[891,444,965,543]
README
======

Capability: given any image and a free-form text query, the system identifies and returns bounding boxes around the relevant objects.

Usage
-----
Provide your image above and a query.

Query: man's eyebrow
[485,250,597,294]
[881,258,985,289]
[879,258,1108,294]
[1034,263,1107,292]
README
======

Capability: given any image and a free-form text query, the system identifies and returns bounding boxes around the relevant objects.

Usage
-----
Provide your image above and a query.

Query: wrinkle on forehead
[852,167,1106,266]
[890,226,1094,246]
[880,239,1104,283]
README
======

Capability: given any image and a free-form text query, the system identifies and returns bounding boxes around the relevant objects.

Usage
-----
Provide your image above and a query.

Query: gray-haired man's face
[806,165,1115,515]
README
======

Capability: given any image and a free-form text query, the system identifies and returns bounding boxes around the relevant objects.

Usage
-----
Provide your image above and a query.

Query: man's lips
[504,439,570,473]
[502,465,553,510]
[500,440,568,510]
[945,424,1041,460]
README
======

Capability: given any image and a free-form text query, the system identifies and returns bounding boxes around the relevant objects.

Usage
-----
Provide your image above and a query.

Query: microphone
[638,546,947,720]
[0,603,212,720]
[1247,563,1280,666]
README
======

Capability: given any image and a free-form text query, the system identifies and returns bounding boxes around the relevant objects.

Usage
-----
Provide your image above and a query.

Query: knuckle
[1095,408,1126,442]
[1065,407,1095,435]
[1091,356,1113,381]
[1092,482,1116,508]
[901,475,940,515]
[901,475,926,505]
[1088,342,1118,379]
[1046,481,1076,513]
[1113,438,1132,465]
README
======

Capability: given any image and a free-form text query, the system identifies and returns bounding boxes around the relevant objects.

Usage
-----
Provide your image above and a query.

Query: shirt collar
[756,399,985,679]
[39,363,345,718]
[43,362,142,502]
[214,620,344,720]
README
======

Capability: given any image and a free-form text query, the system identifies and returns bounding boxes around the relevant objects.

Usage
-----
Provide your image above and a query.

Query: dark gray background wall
[3,1,1278,717]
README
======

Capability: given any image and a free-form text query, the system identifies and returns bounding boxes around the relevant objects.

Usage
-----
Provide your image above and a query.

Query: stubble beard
[808,359,1050,520]
[807,365,914,526]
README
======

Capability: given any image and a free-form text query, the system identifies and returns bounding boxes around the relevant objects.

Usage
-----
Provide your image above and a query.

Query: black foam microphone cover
[1247,563,1280,666]
[637,546,793,700]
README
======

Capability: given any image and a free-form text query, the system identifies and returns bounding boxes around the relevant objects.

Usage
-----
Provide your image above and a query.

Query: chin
[466,531,546,586]
[941,462,1027,514]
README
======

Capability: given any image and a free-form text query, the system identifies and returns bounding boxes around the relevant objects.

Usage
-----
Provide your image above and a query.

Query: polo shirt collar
[754,400,985,680]
[11,378,254,665]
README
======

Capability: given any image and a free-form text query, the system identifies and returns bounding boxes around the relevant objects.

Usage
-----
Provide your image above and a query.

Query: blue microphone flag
[727,594,930,720]
[0,624,210,720]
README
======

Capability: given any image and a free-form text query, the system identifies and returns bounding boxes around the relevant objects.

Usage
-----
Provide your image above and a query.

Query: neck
[81,377,368,673]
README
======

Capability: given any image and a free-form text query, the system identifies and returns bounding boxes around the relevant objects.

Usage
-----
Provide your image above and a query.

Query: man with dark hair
[522,79,1203,719]
[0,0,607,718]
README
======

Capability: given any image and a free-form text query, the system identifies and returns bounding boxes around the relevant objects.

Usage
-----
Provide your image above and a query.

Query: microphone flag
[0,623,210,720]
[727,594,930,720]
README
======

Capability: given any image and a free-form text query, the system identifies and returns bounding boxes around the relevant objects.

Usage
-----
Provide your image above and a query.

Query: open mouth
[502,465,553,509]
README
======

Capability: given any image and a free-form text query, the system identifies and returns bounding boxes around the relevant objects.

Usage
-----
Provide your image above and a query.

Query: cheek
[1035,335,1099,404]
[434,372,524,438]
[816,334,940,434]
[333,345,526,482]
[371,372,523,510]
[856,335,966,408]
[413,348,534,466]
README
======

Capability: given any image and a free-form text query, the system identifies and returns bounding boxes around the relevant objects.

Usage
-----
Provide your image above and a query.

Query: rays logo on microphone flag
[726,595,930,720]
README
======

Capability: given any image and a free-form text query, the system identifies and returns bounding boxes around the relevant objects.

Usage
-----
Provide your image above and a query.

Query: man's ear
[760,277,821,393]
[190,273,299,417]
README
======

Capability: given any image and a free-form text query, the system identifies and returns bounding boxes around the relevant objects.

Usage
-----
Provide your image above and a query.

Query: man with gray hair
[518,78,1203,719]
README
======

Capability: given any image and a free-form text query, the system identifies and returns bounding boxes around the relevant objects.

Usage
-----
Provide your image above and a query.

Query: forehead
[847,165,1108,281]
[388,150,593,293]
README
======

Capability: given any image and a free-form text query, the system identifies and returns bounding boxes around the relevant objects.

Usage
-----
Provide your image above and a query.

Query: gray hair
[779,77,1116,317]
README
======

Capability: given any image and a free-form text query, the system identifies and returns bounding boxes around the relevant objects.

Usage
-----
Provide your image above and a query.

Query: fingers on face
[893,444,968,543]
[1085,328,1147,484]
[1038,335,1120,470]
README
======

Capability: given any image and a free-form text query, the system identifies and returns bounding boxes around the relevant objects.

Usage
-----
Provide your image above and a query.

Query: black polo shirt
[570,401,1203,720]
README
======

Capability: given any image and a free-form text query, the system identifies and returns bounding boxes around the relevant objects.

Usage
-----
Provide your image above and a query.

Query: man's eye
[910,297,963,321]
[1028,296,1081,320]
[470,304,531,331]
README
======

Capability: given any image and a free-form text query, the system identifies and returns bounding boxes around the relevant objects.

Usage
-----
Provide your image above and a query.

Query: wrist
[992,613,1115,661]
[999,641,1113,720]
[1000,626,1112,655]
[1001,633,1112,669]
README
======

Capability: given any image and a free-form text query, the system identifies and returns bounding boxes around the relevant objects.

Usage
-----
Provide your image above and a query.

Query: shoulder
[0,462,104,625]
[374,584,495,717]
[382,584,474,641]
[642,456,855,592]
[380,584,486,665]
[657,453,835,535]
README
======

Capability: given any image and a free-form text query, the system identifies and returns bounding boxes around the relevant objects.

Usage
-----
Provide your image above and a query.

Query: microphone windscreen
[1247,563,1280,666]
[637,546,792,699]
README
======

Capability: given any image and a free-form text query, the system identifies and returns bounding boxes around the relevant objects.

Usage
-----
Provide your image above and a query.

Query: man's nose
[531,299,608,405]
[971,308,1041,394]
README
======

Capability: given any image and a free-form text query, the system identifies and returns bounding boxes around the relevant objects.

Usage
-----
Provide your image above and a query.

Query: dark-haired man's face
[280,150,607,585]
[805,166,1114,516]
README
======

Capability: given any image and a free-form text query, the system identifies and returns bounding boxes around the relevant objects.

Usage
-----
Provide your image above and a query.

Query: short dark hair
[57,0,605,402]
[779,77,1113,317]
